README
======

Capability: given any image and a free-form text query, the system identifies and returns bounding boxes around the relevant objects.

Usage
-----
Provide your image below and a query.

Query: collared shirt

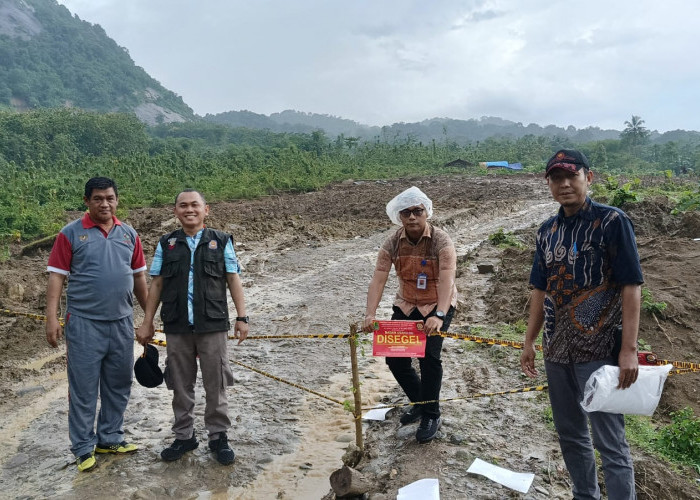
[376,223,457,317]
[529,198,644,363]
[150,228,239,324]
[47,213,147,320]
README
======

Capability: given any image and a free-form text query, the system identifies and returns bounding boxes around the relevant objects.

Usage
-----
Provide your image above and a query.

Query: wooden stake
[349,323,364,450]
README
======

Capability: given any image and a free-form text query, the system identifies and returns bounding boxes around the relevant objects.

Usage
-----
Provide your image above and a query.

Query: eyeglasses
[399,207,425,218]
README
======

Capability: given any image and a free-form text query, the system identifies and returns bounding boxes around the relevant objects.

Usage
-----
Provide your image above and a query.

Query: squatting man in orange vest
[137,189,249,466]
[521,149,643,499]
[363,186,458,443]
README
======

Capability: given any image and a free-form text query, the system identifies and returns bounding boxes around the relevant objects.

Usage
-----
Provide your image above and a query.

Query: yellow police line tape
[148,337,349,407]
[151,334,551,415]
[4,308,700,374]
[432,331,542,350]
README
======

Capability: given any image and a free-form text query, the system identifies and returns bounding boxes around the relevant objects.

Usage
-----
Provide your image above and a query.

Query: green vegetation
[1,109,698,246]
[590,176,641,207]
[641,288,668,317]
[497,319,527,340]
[657,408,700,468]
[488,228,524,249]
[625,408,700,470]
[0,0,192,117]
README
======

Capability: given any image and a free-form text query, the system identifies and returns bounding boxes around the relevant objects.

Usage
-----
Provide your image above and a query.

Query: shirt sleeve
[529,230,547,290]
[224,237,240,274]
[149,242,164,276]
[47,232,72,275]
[131,235,147,273]
[608,213,644,285]
[435,231,457,271]
[375,237,394,273]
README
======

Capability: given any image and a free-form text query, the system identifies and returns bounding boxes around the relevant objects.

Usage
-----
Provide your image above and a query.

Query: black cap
[545,149,591,177]
[134,344,164,388]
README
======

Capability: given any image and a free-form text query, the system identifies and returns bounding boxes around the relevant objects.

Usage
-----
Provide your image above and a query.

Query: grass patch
[641,288,668,317]
[488,228,524,249]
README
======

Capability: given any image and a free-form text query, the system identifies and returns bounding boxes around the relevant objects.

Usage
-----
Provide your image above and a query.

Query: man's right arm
[520,288,545,378]
[363,269,390,332]
[46,272,67,348]
[136,276,163,345]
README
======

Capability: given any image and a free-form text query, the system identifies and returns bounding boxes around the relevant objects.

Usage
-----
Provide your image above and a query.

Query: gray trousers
[164,331,234,441]
[65,314,134,458]
[545,358,636,500]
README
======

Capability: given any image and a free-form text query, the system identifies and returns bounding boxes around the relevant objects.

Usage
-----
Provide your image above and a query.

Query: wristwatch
[435,311,445,321]
[235,316,249,323]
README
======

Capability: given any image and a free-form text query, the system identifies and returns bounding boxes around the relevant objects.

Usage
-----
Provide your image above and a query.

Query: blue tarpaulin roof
[482,161,523,170]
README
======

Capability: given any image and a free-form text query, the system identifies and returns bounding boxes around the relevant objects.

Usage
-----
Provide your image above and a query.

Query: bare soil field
[0,173,698,499]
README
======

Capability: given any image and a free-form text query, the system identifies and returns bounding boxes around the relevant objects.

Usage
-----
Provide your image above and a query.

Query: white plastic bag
[385,186,433,225]
[580,364,673,416]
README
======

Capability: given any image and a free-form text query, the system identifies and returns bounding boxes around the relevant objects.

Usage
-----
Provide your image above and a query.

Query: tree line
[1,109,698,242]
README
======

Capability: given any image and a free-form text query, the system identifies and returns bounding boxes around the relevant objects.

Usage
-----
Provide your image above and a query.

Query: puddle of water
[20,350,65,370]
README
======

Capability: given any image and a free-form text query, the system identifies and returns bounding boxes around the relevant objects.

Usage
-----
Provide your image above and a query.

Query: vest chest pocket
[203,254,224,277]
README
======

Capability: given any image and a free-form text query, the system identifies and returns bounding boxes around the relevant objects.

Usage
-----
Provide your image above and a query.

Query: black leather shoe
[161,433,198,461]
[209,432,235,465]
[416,416,442,443]
[399,405,423,425]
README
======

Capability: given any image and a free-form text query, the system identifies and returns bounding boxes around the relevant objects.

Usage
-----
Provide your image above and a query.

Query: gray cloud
[58,0,700,132]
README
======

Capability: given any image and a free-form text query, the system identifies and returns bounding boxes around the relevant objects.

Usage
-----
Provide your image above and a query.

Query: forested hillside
[205,109,700,146]
[0,0,194,124]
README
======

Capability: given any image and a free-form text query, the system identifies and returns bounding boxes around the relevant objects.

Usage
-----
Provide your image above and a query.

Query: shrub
[656,407,700,467]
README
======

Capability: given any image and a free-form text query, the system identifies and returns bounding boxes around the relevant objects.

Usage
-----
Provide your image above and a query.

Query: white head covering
[385,186,433,225]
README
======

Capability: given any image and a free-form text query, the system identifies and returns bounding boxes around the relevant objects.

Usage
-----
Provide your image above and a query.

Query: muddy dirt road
[0,174,698,499]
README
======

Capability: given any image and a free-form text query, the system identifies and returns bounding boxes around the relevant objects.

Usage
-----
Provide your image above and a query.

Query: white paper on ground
[361,404,392,421]
[397,478,440,500]
[467,458,535,494]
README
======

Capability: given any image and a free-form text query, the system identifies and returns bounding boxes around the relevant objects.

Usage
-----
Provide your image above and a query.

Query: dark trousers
[545,358,636,500]
[386,306,454,418]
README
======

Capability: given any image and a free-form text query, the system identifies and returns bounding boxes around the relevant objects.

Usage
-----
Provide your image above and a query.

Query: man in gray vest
[46,177,148,472]
[137,189,248,465]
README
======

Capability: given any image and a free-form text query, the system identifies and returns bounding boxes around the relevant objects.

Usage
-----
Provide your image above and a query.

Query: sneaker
[161,433,199,461]
[95,441,138,454]
[416,416,442,443]
[208,432,235,465]
[399,405,423,425]
[76,452,96,472]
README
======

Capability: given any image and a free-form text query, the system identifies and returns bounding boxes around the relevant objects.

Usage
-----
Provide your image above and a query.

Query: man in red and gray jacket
[46,177,148,472]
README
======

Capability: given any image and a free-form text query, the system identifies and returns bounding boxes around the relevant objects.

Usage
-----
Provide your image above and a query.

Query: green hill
[0,0,195,124]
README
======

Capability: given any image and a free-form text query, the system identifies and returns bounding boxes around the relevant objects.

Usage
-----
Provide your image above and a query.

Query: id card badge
[416,272,428,290]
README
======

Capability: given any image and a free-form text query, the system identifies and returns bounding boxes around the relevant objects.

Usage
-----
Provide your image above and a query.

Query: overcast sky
[57,0,698,132]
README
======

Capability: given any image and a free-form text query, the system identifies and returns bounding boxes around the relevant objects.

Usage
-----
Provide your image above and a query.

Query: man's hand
[46,316,63,348]
[233,320,249,345]
[520,344,538,378]
[362,316,376,333]
[135,322,155,346]
[617,348,639,389]
[424,316,443,335]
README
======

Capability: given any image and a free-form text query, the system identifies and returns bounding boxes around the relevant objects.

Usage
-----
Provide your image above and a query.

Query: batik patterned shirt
[529,198,643,363]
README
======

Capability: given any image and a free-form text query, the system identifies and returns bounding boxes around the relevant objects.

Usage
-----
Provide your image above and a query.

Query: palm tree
[621,115,650,148]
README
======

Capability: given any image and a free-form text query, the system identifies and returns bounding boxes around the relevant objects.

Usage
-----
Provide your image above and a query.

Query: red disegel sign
[372,320,426,358]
